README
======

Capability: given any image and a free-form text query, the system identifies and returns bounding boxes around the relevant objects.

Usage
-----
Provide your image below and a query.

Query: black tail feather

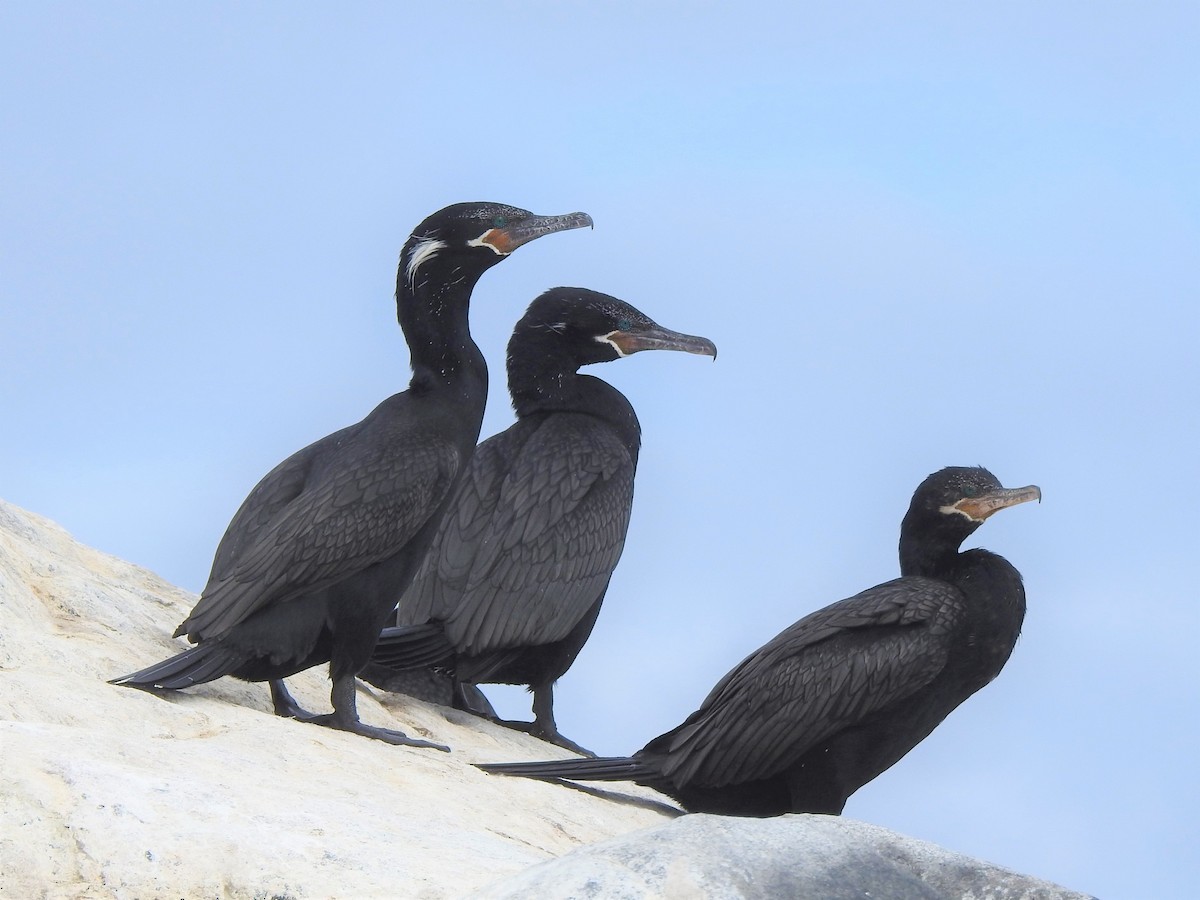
[476,755,656,783]
[371,623,456,670]
[109,642,242,691]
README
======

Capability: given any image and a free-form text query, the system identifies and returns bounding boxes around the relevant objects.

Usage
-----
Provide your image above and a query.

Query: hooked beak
[474,211,594,255]
[604,326,718,360]
[949,484,1042,522]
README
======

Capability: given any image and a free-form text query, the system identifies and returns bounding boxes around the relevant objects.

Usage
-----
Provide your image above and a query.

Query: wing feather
[650,577,965,787]
[179,396,462,640]
[398,413,634,656]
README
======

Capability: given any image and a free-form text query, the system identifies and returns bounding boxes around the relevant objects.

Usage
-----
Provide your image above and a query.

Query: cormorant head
[899,466,1040,571]
[398,203,593,294]
[509,287,717,371]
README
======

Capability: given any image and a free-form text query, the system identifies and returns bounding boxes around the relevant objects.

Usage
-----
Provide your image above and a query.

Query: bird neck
[398,274,487,394]
[510,364,642,462]
[898,535,958,579]
[900,536,1026,634]
[507,338,585,414]
[898,509,984,580]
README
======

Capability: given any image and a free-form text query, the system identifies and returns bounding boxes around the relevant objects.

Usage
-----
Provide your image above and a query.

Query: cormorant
[111,202,592,747]
[364,287,717,753]
[478,466,1039,813]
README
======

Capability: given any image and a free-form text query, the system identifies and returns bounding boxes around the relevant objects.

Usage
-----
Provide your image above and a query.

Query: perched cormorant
[112,202,592,747]
[478,466,1039,813]
[365,288,717,753]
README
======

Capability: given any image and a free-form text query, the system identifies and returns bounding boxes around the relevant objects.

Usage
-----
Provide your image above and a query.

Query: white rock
[0,499,1091,899]
[474,813,1095,900]
[0,499,677,898]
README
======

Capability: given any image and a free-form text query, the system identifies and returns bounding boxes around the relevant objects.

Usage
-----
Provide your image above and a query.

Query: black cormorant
[112,202,592,746]
[365,287,717,753]
[478,466,1039,813]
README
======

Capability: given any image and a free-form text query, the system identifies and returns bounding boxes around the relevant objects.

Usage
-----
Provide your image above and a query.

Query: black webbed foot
[492,717,596,757]
[307,712,451,750]
[318,674,449,749]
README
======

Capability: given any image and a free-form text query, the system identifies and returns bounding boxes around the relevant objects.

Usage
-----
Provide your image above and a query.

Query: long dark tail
[371,623,456,670]
[109,642,243,691]
[476,755,659,784]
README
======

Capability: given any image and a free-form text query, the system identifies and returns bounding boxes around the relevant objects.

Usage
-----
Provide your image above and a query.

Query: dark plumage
[112,202,592,746]
[364,288,717,753]
[479,466,1040,813]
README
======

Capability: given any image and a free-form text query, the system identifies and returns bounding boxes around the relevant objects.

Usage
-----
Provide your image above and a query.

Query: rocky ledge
[0,499,1090,899]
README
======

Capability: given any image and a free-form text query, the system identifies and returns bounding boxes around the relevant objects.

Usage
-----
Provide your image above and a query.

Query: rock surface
[0,499,676,898]
[477,814,1094,900]
[0,499,1091,899]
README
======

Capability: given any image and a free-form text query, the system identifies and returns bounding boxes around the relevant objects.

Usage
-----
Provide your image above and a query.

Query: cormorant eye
[961,484,979,498]
[492,215,509,228]
[616,318,632,331]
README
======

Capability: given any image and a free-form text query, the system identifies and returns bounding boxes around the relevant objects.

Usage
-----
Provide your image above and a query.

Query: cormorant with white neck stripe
[365,287,717,754]
[112,203,592,747]
[479,466,1039,812]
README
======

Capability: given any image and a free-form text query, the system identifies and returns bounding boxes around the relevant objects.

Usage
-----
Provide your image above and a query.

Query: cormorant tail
[477,755,657,783]
[371,623,456,670]
[109,643,243,691]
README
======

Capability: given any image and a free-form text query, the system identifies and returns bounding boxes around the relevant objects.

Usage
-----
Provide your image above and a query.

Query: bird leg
[302,675,450,750]
[485,682,595,757]
[450,679,594,756]
[531,684,596,756]
[453,680,498,718]
[269,679,315,719]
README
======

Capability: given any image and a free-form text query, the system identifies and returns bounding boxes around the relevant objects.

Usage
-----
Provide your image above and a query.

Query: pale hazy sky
[3,5,1197,898]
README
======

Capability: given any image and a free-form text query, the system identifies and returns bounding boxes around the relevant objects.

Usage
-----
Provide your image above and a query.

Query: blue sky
[3,4,1197,897]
